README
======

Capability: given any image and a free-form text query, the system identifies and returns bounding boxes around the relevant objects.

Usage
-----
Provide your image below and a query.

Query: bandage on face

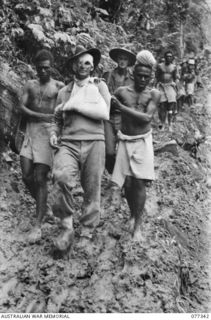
[77,53,94,68]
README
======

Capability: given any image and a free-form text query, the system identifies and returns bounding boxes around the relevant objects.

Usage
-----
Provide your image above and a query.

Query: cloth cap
[136,50,156,68]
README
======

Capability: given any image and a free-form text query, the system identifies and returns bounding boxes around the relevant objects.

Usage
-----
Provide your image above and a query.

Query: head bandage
[136,50,156,68]
[77,53,94,67]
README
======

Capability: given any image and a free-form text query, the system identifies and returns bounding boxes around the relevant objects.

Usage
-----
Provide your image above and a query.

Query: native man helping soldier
[111,50,160,241]
[19,49,64,243]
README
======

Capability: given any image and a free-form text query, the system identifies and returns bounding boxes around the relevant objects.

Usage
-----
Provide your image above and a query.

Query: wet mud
[0,88,211,313]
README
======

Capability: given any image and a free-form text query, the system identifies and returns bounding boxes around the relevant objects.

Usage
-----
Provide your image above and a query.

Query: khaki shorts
[20,122,53,168]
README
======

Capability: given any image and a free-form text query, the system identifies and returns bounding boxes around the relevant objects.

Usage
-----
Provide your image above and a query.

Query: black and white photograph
[0,0,210,315]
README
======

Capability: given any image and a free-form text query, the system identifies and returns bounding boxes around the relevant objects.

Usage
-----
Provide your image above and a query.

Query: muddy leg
[124,176,146,240]
[54,216,74,251]
[20,156,36,199]
[187,95,192,107]
[124,176,135,232]
[172,102,178,121]
[168,102,174,131]
[51,145,78,251]
[158,102,167,130]
[28,163,50,243]
[180,96,185,110]
[34,164,50,224]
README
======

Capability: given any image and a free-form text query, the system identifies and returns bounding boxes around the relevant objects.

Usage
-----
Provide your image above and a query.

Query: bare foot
[132,228,145,242]
[128,217,135,234]
[54,229,74,251]
[28,226,42,244]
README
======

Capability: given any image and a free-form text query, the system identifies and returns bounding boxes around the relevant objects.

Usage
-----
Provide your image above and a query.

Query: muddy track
[0,88,210,313]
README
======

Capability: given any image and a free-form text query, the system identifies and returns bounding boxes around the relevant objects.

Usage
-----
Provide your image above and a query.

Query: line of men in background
[156,51,204,131]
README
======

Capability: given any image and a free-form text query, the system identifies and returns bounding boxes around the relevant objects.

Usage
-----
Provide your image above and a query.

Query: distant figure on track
[111,50,160,241]
[156,50,179,131]
[19,49,64,243]
[183,59,196,107]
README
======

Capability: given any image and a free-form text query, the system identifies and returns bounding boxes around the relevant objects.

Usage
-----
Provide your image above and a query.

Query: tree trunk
[179,20,185,58]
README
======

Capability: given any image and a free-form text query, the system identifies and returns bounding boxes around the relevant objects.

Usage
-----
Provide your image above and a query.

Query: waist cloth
[112,130,155,188]
[186,82,195,95]
[158,82,177,103]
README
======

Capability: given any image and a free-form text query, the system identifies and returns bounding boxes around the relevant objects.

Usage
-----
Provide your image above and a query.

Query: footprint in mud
[25,299,46,313]
[49,243,74,260]
[47,289,69,313]
[18,219,32,232]
[0,276,18,303]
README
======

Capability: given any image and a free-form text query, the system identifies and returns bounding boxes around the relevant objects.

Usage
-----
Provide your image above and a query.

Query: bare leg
[124,176,135,232]
[28,163,50,243]
[173,102,178,121]
[105,155,116,175]
[158,102,167,130]
[34,164,50,224]
[20,156,36,199]
[178,96,184,112]
[168,102,174,131]
[124,176,146,240]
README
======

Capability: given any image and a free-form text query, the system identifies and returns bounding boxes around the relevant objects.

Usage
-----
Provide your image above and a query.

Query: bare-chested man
[111,50,160,241]
[156,50,179,131]
[19,49,64,243]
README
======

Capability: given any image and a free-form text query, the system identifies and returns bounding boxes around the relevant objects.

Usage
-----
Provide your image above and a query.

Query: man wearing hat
[155,50,179,131]
[111,50,160,241]
[50,46,111,251]
[103,48,136,174]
